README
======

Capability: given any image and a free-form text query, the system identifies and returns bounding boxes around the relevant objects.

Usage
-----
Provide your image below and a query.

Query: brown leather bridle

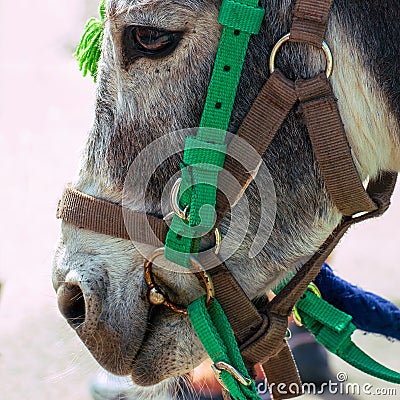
[57,0,398,399]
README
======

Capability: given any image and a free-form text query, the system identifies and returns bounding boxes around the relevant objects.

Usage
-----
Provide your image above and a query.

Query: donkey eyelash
[123,26,183,64]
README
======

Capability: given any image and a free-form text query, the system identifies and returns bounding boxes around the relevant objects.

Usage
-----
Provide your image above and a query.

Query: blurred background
[0,1,399,399]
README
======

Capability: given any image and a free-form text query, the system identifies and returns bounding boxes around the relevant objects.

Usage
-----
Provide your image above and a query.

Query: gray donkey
[53,0,400,395]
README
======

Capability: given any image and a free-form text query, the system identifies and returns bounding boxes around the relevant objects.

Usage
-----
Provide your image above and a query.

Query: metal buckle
[211,361,252,391]
[170,178,189,221]
[269,33,334,78]
[163,215,222,255]
[165,178,223,255]
[144,247,215,315]
[292,282,322,326]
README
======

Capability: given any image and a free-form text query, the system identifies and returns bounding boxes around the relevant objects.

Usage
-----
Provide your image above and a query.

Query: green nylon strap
[164,0,265,267]
[297,289,400,384]
[165,1,264,397]
[189,297,261,400]
[183,136,227,168]
[219,0,265,34]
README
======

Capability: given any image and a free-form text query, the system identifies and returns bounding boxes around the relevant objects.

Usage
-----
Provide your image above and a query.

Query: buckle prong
[170,178,189,221]
[211,361,252,390]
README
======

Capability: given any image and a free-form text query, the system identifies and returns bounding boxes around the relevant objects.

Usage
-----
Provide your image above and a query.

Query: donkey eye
[124,26,183,61]
[134,28,178,52]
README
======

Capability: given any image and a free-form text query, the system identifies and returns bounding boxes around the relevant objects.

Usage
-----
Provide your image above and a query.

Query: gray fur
[53,0,400,390]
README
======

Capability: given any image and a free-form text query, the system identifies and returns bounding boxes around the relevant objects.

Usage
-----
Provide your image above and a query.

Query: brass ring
[269,33,333,78]
[144,248,215,315]
[163,213,222,255]
[170,178,189,221]
[308,282,322,298]
[292,307,303,327]
[292,282,322,326]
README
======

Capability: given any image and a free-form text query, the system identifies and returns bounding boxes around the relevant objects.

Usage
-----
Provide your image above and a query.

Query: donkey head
[53,0,400,387]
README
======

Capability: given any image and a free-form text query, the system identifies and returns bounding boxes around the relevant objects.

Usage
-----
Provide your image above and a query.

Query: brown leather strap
[198,253,264,343]
[263,345,303,400]
[297,74,378,215]
[218,71,379,219]
[57,186,168,246]
[269,171,397,317]
[290,0,334,46]
[216,71,298,225]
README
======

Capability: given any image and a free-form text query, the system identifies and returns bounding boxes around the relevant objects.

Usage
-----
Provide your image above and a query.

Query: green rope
[74,0,106,81]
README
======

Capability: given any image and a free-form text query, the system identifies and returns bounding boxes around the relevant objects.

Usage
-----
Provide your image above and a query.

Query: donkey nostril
[57,284,86,329]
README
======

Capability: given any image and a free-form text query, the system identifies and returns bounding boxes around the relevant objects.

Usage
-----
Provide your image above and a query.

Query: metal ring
[170,178,189,221]
[144,248,215,315]
[269,33,333,78]
[292,307,303,327]
[164,205,222,255]
[308,282,322,298]
[292,282,322,326]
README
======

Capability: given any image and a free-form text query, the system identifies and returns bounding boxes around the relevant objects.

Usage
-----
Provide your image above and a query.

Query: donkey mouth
[129,305,202,386]
[129,307,184,385]
[127,259,212,385]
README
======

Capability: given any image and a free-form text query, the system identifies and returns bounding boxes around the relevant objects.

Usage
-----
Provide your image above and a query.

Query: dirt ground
[0,2,399,400]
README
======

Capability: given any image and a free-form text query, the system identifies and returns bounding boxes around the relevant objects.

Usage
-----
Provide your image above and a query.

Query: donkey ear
[74,0,106,82]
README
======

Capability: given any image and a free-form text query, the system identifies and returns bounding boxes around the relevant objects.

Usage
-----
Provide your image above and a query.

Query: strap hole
[223,65,231,72]
[215,102,222,109]
[234,30,240,36]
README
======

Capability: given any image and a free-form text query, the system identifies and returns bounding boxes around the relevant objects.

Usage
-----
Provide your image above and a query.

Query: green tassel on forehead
[74,0,106,81]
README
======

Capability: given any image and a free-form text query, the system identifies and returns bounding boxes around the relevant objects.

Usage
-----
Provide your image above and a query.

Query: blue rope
[315,263,400,341]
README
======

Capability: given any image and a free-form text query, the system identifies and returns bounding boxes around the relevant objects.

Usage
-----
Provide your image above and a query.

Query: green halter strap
[295,285,400,384]
[163,1,265,396]
[189,297,261,399]
[164,0,265,268]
